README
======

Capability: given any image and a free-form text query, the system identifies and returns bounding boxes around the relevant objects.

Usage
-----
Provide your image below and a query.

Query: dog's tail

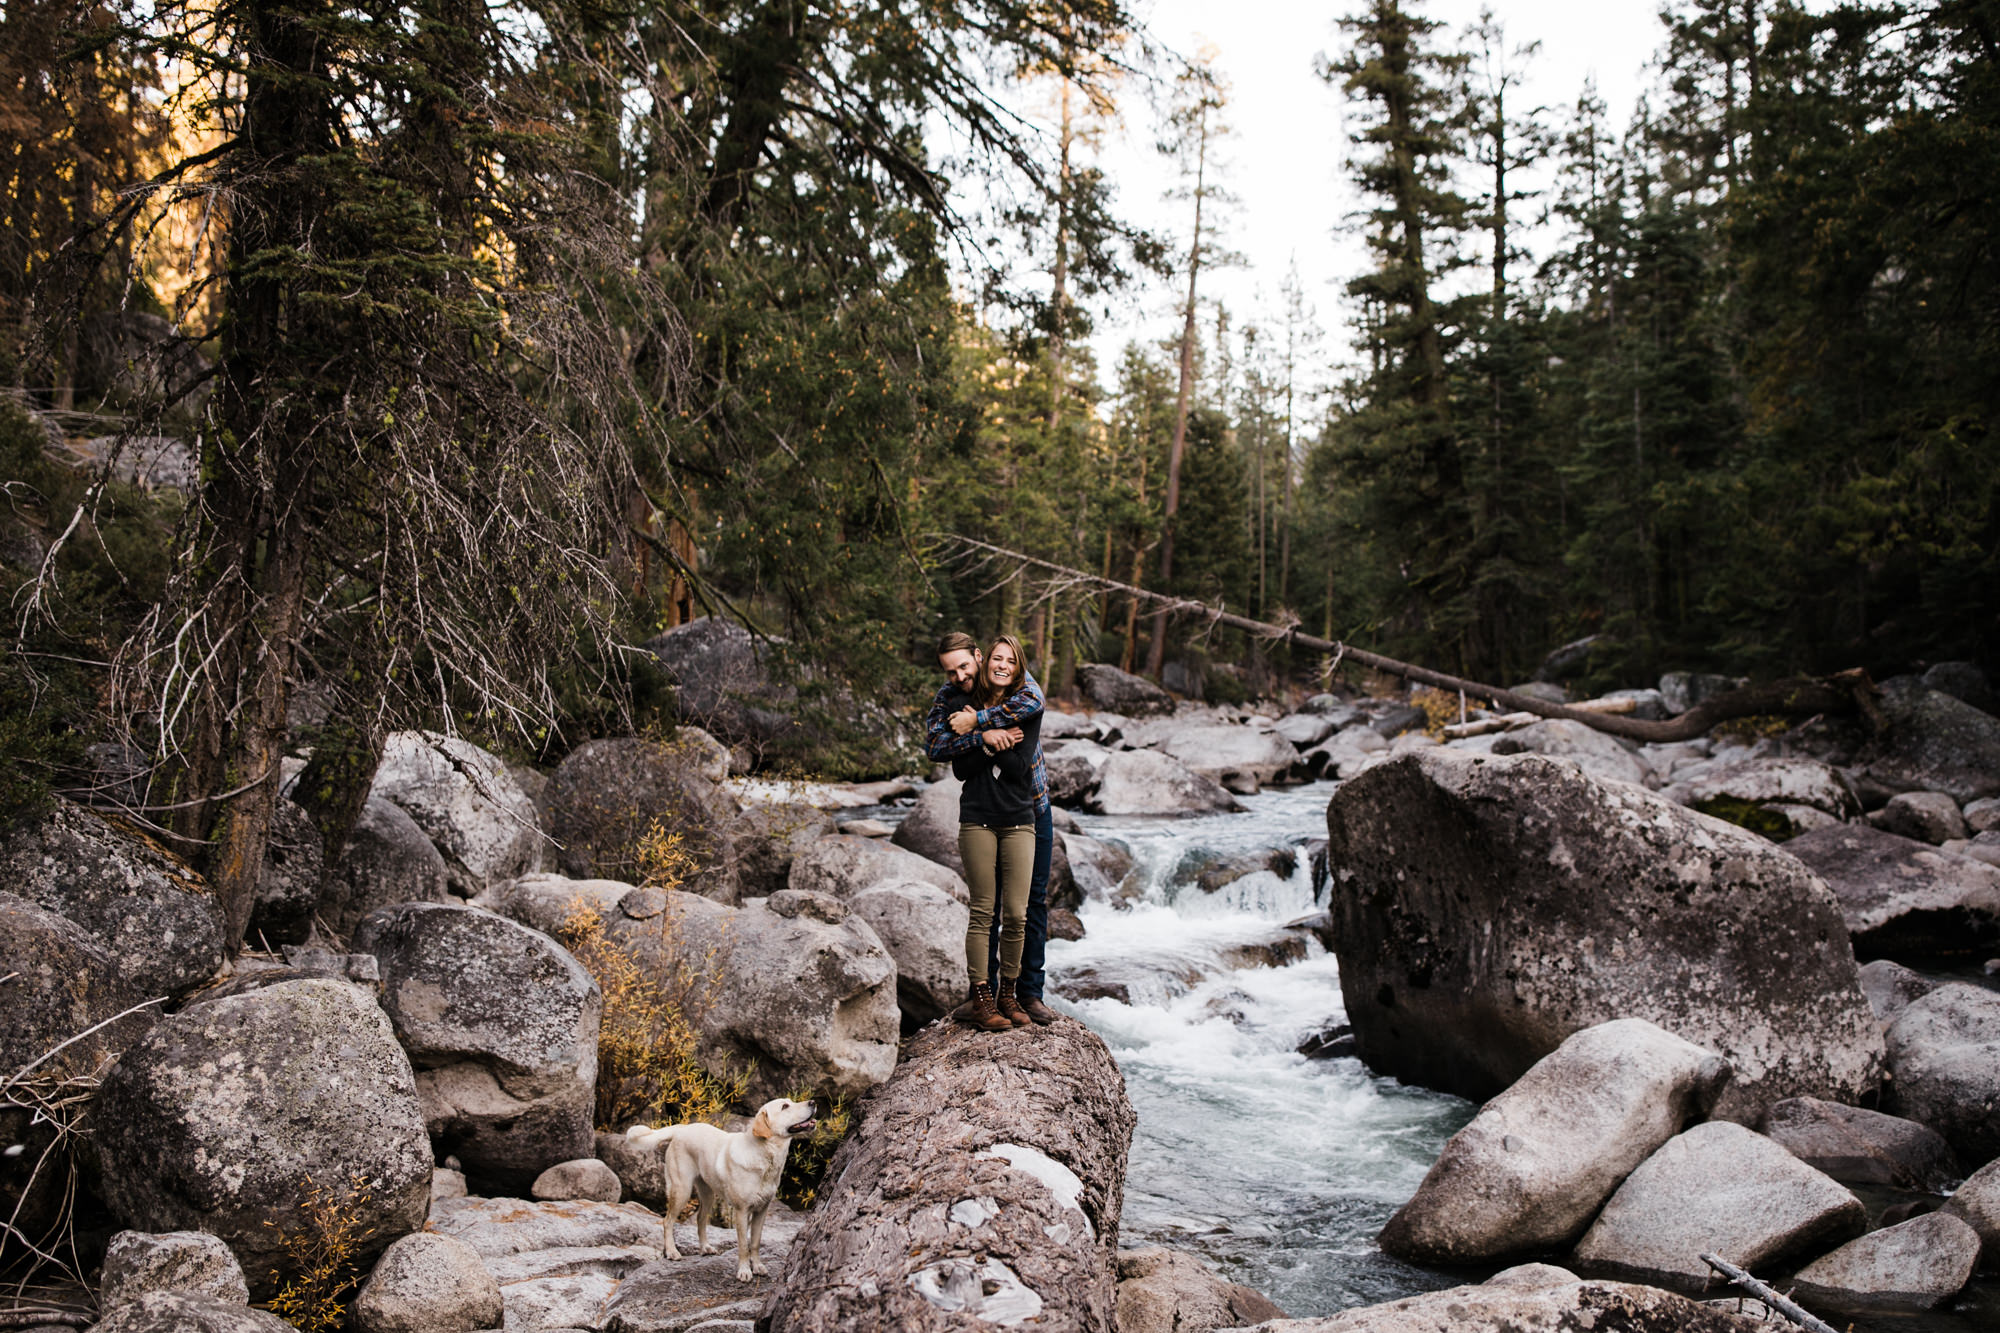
[625,1123,689,1153]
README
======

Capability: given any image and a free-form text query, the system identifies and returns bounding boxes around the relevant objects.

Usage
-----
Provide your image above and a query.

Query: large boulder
[1302,726,1390,781]
[478,870,633,937]
[1146,725,1302,795]
[320,794,454,939]
[791,832,969,904]
[1076,663,1174,716]
[0,799,224,999]
[0,893,151,1243]
[351,1231,504,1333]
[90,978,433,1297]
[1065,832,1135,903]
[1379,1019,1729,1265]
[1323,750,1884,1122]
[1883,983,2000,1164]
[1490,719,1653,788]
[1759,1097,1957,1190]
[1781,822,2000,960]
[353,902,601,1195]
[846,882,970,1025]
[1662,755,1861,822]
[727,801,836,898]
[1221,1268,1766,1332]
[1923,661,1996,715]
[606,888,898,1103]
[371,732,542,895]
[1571,1121,1865,1287]
[643,616,796,746]
[1874,790,1970,844]
[1045,738,1114,806]
[1088,750,1242,818]
[1790,1211,1981,1312]
[791,820,973,1019]
[1272,713,1338,749]
[1861,678,2000,803]
[245,795,324,947]
[890,777,966,875]
[543,736,741,900]
[100,1230,251,1307]
[1114,1245,1285,1333]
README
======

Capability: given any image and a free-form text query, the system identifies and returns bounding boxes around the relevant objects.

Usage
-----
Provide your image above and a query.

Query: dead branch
[1700,1253,1839,1333]
[933,535,1878,744]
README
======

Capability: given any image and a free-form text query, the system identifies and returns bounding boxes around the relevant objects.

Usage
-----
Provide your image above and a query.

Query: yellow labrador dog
[626,1097,817,1281]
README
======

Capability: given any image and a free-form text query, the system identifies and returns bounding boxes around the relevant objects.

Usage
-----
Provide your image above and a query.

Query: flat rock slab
[502,1272,619,1330]
[1791,1211,1981,1312]
[485,1244,662,1284]
[1759,1097,1958,1190]
[603,1255,773,1332]
[1784,823,2000,960]
[429,1196,664,1257]
[1572,1121,1864,1287]
[1222,1274,1768,1332]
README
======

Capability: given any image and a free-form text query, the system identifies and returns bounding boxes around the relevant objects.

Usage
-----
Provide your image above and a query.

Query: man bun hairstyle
[935,630,978,658]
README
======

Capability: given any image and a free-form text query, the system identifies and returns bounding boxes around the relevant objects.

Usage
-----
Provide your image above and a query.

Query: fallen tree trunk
[759,1017,1135,1332]
[940,536,1880,745]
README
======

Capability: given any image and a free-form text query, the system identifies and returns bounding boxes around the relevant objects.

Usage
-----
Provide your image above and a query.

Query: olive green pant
[959,824,1034,986]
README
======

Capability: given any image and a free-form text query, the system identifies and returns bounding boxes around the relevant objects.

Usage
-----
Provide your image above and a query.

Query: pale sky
[985,0,1673,403]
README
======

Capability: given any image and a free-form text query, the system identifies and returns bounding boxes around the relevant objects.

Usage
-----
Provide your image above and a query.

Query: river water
[1048,779,1481,1316]
[1041,777,2000,1331]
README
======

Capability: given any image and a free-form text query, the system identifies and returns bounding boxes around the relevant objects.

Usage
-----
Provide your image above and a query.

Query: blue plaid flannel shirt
[923,670,1050,816]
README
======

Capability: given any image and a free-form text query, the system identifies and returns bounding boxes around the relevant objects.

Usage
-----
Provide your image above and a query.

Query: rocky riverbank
[4,649,1998,1331]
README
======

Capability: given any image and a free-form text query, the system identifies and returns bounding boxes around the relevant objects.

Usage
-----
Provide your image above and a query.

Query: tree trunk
[1146,102,1211,679]
[942,536,1884,746]
[761,1018,1134,1332]
[166,0,330,952]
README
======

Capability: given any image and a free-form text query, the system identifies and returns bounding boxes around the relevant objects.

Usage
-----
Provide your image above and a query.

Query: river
[1042,778,2000,1331]
[1047,779,1478,1316]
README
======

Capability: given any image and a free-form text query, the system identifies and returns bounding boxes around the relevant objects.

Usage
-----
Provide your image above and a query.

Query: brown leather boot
[996,979,1032,1028]
[962,982,1013,1033]
[1018,993,1060,1026]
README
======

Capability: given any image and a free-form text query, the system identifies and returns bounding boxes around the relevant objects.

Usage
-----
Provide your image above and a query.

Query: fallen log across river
[758,1016,1135,1332]
[938,535,1883,745]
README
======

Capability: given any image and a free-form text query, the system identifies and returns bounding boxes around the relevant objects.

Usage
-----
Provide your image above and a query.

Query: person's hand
[949,708,977,735]
[983,727,1018,751]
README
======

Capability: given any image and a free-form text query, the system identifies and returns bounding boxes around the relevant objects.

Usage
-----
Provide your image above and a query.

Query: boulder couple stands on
[925,631,1061,1034]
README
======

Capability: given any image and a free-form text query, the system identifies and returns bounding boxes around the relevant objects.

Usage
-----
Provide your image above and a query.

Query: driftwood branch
[934,535,1878,745]
[1700,1252,1840,1333]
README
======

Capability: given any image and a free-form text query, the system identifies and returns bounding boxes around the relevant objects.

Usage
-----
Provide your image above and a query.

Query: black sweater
[946,686,1040,827]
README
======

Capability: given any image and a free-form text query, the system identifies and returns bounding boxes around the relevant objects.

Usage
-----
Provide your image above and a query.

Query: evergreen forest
[2,0,1996,913]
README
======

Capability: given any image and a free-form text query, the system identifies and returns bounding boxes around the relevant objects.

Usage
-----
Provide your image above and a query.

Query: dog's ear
[751,1108,775,1139]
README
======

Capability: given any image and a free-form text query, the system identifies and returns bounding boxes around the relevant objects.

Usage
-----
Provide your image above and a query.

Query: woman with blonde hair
[945,633,1042,1032]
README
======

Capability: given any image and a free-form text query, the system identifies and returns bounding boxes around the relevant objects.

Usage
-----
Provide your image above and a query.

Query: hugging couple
[923,630,1060,1033]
